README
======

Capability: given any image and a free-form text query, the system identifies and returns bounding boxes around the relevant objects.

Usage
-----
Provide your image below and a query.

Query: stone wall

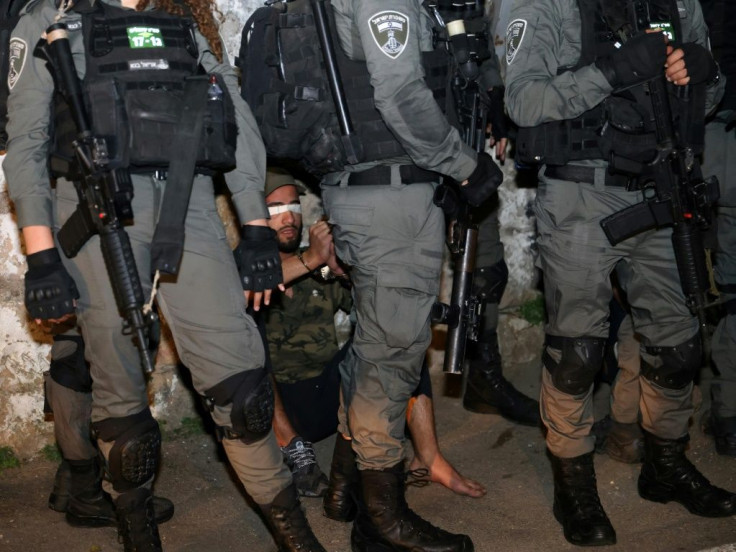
[0,0,541,460]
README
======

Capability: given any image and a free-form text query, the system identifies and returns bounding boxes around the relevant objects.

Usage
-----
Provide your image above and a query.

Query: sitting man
[262,168,485,501]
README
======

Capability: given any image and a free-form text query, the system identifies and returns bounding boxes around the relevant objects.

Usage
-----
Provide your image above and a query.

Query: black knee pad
[641,333,702,390]
[205,368,274,444]
[93,409,161,492]
[543,335,606,395]
[473,260,509,304]
[49,334,92,393]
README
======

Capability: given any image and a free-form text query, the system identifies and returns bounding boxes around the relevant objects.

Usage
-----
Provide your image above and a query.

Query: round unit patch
[368,10,410,59]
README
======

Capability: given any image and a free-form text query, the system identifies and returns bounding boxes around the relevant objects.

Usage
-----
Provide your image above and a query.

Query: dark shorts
[276,340,433,443]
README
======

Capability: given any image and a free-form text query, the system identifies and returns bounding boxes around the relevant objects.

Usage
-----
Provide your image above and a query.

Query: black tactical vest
[50,0,236,177]
[516,0,704,170]
[700,0,736,112]
[240,0,451,175]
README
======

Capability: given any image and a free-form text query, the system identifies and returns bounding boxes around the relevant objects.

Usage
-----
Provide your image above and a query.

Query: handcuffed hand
[458,151,503,207]
[234,225,284,310]
[24,247,78,322]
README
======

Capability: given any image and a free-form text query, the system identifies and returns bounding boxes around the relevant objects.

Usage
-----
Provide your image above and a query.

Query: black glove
[233,225,283,292]
[595,32,667,88]
[458,151,503,207]
[24,247,79,320]
[487,87,508,142]
[678,43,718,85]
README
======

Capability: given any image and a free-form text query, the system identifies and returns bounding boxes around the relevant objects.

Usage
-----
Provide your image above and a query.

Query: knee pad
[205,368,274,444]
[543,335,606,395]
[641,334,702,390]
[473,260,509,304]
[49,334,92,393]
[93,409,161,492]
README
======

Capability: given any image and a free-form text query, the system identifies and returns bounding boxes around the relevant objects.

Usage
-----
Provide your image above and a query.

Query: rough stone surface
[0,1,541,460]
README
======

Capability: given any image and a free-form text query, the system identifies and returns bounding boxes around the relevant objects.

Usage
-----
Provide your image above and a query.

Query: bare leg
[272,376,298,448]
[407,395,486,498]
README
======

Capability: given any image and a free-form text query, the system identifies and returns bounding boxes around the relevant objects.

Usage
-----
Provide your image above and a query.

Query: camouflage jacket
[264,267,352,384]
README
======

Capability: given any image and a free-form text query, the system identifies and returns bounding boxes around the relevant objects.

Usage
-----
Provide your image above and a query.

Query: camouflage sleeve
[3,1,57,229]
[343,0,477,181]
[504,0,612,127]
[197,31,268,224]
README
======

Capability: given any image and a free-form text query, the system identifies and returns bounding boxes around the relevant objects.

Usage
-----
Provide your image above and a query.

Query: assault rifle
[427,2,489,375]
[37,23,158,375]
[600,0,719,343]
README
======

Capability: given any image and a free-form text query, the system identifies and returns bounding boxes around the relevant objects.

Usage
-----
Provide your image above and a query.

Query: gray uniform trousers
[322,176,445,470]
[53,174,289,503]
[702,115,736,420]
[474,195,505,336]
[45,327,97,461]
[536,167,698,458]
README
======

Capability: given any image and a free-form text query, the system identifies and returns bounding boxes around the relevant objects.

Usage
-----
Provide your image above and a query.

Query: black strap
[151,76,209,275]
[544,165,634,188]
[347,164,441,186]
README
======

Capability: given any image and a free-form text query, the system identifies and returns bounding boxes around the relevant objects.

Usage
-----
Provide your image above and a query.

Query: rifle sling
[151,77,209,275]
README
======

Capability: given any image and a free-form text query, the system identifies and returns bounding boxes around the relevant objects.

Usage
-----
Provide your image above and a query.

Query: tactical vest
[50,0,236,178]
[239,0,451,175]
[516,0,705,170]
[700,0,736,112]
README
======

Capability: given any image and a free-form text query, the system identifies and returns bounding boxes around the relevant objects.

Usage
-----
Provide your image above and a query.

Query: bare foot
[409,454,486,498]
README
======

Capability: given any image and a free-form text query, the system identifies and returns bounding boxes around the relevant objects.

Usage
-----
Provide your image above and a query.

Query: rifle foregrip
[100,226,155,373]
[672,223,709,307]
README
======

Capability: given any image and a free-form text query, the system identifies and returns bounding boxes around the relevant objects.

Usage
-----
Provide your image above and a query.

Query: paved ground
[1,354,735,552]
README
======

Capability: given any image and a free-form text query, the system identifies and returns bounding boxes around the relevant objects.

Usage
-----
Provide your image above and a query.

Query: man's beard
[277,225,301,253]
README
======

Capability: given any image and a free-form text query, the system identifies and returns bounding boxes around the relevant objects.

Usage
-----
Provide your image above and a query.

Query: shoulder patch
[368,10,410,59]
[8,38,29,91]
[506,19,527,65]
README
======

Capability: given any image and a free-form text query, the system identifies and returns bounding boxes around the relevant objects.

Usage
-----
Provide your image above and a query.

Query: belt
[347,164,441,186]
[544,165,634,189]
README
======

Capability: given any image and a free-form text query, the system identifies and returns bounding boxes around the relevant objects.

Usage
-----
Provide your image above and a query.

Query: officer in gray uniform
[505,0,736,546]
[4,0,325,550]
[700,0,736,458]
[458,3,541,427]
[318,0,501,550]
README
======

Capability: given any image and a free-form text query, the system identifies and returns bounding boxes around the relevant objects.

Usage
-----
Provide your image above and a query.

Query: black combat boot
[704,413,736,458]
[463,336,541,426]
[65,458,118,527]
[638,431,736,517]
[549,452,616,546]
[260,484,327,552]
[351,463,473,552]
[48,459,72,512]
[324,434,359,522]
[51,458,174,527]
[115,488,162,552]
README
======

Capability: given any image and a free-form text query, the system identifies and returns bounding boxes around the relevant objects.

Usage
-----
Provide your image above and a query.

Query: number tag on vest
[127,27,165,49]
[649,21,675,42]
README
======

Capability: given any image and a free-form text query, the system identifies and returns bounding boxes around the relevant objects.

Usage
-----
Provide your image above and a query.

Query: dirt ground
[1,358,735,552]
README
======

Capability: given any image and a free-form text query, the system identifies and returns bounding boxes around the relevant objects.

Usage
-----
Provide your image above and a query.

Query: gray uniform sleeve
[338,0,477,181]
[504,0,613,127]
[479,50,504,91]
[679,0,725,113]
[197,32,268,224]
[3,2,58,229]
